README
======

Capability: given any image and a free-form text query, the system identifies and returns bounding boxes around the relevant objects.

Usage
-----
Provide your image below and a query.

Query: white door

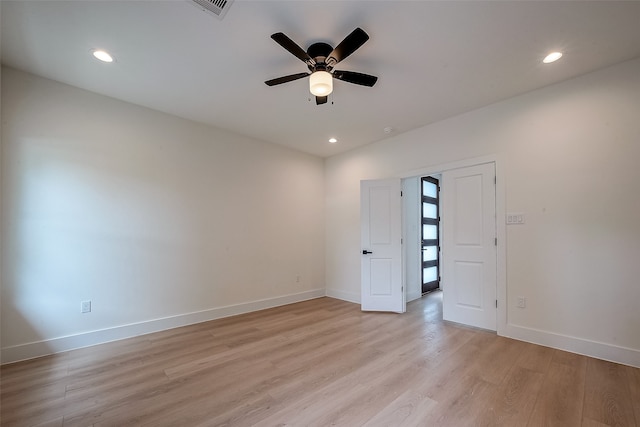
[441,163,496,330]
[360,178,405,313]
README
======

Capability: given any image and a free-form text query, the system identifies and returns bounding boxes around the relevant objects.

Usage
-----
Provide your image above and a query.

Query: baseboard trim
[1,288,326,365]
[325,288,359,304]
[6,291,636,368]
[503,323,640,368]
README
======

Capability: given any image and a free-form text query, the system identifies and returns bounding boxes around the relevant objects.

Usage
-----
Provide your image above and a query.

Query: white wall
[1,67,326,363]
[402,176,421,302]
[325,58,640,367]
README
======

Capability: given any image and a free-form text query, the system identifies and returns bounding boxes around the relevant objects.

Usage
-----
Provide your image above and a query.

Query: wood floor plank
[251,334,424,426]
[467,335,528,385]
[66,359,274,426]
[311,346,435,426]
[582,417,613,427]
[31,416,64,427]
[527,354,588,427]
[421,374,498,426]
[418,331,492,399]
[361,387,438,427]
[626,364,640,426]
[1,293,639,427]
[583,357,637,426]
[1,354,68,395]
[515,342,555,374]
[205,345,385,426]
[125,364,276,426]
[479,365,545,426]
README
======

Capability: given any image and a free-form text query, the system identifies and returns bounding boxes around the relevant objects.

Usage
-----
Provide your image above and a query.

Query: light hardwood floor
[1,293,639,426]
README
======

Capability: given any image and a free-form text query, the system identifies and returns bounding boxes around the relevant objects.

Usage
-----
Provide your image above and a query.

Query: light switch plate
[506,213,525,225]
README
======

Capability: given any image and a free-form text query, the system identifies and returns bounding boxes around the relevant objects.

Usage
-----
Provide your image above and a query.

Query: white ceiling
[2,0,640,157]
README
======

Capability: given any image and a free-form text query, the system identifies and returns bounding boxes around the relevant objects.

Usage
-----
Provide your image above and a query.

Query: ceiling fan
[265,27,378,105]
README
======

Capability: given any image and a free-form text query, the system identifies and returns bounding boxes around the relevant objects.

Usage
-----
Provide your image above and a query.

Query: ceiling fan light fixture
[309,71,333,96]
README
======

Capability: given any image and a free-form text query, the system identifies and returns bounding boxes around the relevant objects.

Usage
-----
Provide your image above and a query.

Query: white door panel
[441,163,496,330]
[361,179,404,313]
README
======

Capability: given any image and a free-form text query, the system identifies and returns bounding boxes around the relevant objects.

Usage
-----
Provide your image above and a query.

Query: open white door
[441,163,497,330]
[360,178,405,313]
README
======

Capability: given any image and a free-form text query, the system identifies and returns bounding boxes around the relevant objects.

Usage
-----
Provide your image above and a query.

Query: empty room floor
[1,293,639,426]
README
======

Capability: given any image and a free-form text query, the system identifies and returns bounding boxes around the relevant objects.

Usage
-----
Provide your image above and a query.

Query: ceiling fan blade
[316,96,328,105]
[332,70,378,87]
[327,28,369,66]
[271,32,315,66]
[265,72,310,86]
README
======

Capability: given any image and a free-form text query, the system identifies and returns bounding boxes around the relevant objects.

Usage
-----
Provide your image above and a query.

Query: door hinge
[400,191,403,197]
[401,238,403,244]
[494,176,497,185]
[494,237,497,246]
[496,299,498,308]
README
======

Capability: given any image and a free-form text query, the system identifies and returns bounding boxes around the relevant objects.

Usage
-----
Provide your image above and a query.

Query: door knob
[362,250,373,255]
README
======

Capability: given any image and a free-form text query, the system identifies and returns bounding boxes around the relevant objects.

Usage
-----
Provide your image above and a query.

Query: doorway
[402,161,499,331]
[362,158,502,332]
[421,176,440,294]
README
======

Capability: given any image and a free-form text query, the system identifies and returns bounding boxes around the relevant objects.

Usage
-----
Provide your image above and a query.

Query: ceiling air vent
[190,0,234,20]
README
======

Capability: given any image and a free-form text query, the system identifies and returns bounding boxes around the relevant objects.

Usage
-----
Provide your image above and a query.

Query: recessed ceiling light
[328,138,337,144]
[92,49,114,63]
[543,51,563,64]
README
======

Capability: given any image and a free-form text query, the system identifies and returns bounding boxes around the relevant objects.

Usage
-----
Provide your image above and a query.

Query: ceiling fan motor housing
[307,42,333,72]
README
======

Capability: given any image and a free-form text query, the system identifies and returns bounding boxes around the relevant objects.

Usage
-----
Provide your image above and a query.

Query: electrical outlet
[81,300,92,313]
[517,296,526,308]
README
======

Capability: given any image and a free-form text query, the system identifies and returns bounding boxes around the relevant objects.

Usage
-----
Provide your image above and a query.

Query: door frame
[420,176,441,294]
[400,154,507,336]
